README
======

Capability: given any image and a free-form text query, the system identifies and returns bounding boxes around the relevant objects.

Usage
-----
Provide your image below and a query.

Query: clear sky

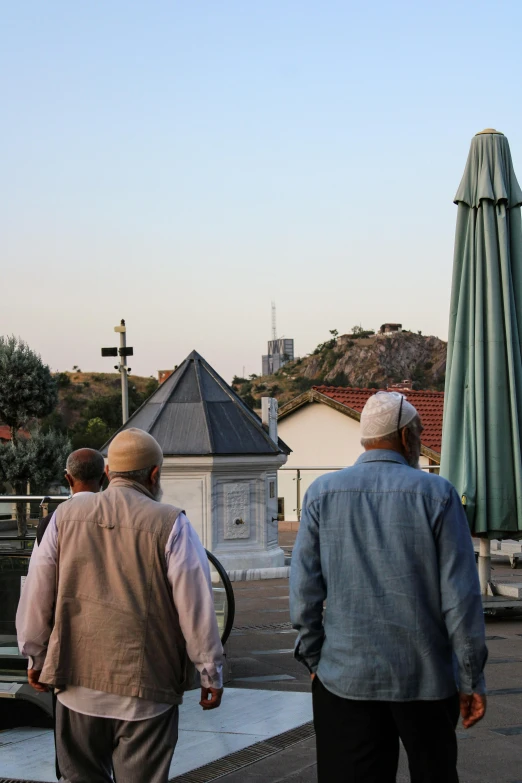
[3,1,522,382]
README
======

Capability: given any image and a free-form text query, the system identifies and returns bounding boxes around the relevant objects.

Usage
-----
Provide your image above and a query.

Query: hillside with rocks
[232,330,447,409]
[44,371,158,449]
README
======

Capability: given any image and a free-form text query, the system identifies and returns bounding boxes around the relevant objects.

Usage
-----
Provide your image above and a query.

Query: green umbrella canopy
[441,129,522,539]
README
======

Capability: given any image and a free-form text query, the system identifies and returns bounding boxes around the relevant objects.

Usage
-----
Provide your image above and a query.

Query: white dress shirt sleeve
[16,512,59,671]
[165,513,224,689]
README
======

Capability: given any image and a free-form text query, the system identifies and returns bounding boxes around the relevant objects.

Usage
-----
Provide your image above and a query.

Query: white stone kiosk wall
[161,451,287,575]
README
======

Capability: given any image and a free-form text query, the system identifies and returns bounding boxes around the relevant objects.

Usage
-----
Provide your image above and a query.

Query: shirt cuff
[460,671,486,695]
[200,664,223,689]
[27,655,45,671]
[293,640,321,674]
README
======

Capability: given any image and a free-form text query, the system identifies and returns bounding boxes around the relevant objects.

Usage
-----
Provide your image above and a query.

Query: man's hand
[27,669,49,693]
[199,686,223,711]
[459,692,487,728]
[310,673,316,682]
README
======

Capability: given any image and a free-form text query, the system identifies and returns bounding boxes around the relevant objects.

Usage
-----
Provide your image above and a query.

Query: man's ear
[65,472,74,490]
[105,465,111,482]
[150,465,161,484]
[400,427,410,456]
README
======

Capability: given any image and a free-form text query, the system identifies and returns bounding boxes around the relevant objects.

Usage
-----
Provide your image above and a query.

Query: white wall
[278,402,428,522]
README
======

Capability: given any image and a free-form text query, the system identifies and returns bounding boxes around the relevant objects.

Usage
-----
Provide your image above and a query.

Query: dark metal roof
[103,351,291,457]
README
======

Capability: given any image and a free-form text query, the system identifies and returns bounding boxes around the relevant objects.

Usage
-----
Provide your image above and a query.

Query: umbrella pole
[478,538,491,595]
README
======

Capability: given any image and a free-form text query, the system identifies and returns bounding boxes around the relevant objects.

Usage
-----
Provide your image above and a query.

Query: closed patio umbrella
[441,129,522,592]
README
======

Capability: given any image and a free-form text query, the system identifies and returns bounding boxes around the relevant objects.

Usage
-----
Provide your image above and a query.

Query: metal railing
[0,496,70,549]
[280,464,440,521]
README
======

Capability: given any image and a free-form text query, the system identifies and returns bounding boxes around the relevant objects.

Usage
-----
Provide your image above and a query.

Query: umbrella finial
[475,128,504,135]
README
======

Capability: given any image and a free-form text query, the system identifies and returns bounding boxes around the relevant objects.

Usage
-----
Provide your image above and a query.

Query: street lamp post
[101,319,134,424]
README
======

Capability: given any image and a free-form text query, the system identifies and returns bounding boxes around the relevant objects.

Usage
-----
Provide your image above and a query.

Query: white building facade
[278,388,440,523]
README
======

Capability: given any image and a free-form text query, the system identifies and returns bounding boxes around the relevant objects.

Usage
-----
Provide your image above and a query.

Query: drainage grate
[232,621,293,632]
[168,721,315,783]
[0,779,43,783]
[0,724,315,783]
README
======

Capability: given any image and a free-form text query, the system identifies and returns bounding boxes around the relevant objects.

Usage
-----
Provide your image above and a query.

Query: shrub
[56,372,71,388]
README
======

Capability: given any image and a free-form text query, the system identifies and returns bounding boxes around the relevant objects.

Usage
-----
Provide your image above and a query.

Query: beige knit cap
[360,392,418,439]
[108,428,163,472]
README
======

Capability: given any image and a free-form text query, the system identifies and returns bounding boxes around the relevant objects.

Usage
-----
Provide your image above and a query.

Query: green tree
[72,417,112,450]
[0,336,58,440]
[144,377,159,397]
[240,392,256,410]
[0,428,70,535]
[327,371,350,387]
[292,377,314,393]
[0,336,69,535]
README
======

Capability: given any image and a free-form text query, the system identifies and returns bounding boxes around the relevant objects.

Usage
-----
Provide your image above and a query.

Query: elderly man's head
[360,391,423,469]
[107,428,164,499]
[65,449,105,492]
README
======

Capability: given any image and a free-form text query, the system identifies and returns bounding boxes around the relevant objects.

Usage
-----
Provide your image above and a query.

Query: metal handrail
[279,464,441,521]
[280,465,441,471]
[0,495,69,502]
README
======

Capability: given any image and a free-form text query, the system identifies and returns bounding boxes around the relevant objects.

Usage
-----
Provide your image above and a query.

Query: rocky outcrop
[238,331,447,410]
[324,333,446,389]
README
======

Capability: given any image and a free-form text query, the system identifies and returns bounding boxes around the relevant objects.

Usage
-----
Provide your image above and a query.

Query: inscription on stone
[224,483,250,539]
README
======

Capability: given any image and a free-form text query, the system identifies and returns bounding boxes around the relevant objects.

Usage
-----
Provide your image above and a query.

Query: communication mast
[271,301,277,340]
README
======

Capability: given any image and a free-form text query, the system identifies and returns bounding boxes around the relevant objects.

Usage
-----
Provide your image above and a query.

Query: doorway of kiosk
[0,537,235,730]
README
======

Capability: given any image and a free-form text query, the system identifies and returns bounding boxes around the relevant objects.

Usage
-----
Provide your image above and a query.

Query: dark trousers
[56,701,179,783]
[312,677,460,783]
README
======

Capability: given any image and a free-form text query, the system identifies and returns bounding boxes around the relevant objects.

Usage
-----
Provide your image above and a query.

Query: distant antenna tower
[271,301,277,340]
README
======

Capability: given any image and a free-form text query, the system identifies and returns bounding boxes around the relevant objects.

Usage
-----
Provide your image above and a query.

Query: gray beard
[151,482,163,501]
[407,445,421,469]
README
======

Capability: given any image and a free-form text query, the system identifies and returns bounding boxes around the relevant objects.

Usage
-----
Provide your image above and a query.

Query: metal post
[294,469,302,523]
[26,481,31,527]
[115,320,129,424]
[478,538,491,595]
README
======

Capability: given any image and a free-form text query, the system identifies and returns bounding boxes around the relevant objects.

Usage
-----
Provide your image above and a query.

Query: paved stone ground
[219,536,522,782]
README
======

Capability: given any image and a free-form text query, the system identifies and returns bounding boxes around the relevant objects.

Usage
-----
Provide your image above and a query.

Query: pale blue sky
[3,1,522,381]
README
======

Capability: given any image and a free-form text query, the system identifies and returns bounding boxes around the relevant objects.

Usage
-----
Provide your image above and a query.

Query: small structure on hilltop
[379,323,403,336]
[336,334,353,348]
[388,379,413,391]
[103,351,290,576]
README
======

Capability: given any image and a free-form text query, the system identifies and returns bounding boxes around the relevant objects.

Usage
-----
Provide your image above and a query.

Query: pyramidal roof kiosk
[103,351,291,578]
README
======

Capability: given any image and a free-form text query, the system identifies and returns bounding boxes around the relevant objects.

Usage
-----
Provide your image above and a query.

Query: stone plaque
[224,483,250,539]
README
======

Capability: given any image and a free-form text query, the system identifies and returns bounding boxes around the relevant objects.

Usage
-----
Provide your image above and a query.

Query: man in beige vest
[17,428,224,783]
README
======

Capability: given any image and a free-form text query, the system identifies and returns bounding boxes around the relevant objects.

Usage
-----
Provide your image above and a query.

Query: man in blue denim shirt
[290,391,487,783]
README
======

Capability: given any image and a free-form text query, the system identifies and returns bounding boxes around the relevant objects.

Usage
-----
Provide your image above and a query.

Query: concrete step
[493,582,522,599]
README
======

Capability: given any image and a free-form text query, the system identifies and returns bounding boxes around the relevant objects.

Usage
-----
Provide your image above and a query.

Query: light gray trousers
[56,701,179,783]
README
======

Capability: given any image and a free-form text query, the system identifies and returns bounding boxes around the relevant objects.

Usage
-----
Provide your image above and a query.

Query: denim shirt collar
[355,449,409,467]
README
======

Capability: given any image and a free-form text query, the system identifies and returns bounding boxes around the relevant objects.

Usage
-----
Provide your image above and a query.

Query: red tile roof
[0,425,30,442]
[313,386,444,455]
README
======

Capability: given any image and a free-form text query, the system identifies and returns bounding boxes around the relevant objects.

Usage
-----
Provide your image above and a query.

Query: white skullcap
[360,392,418,440]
